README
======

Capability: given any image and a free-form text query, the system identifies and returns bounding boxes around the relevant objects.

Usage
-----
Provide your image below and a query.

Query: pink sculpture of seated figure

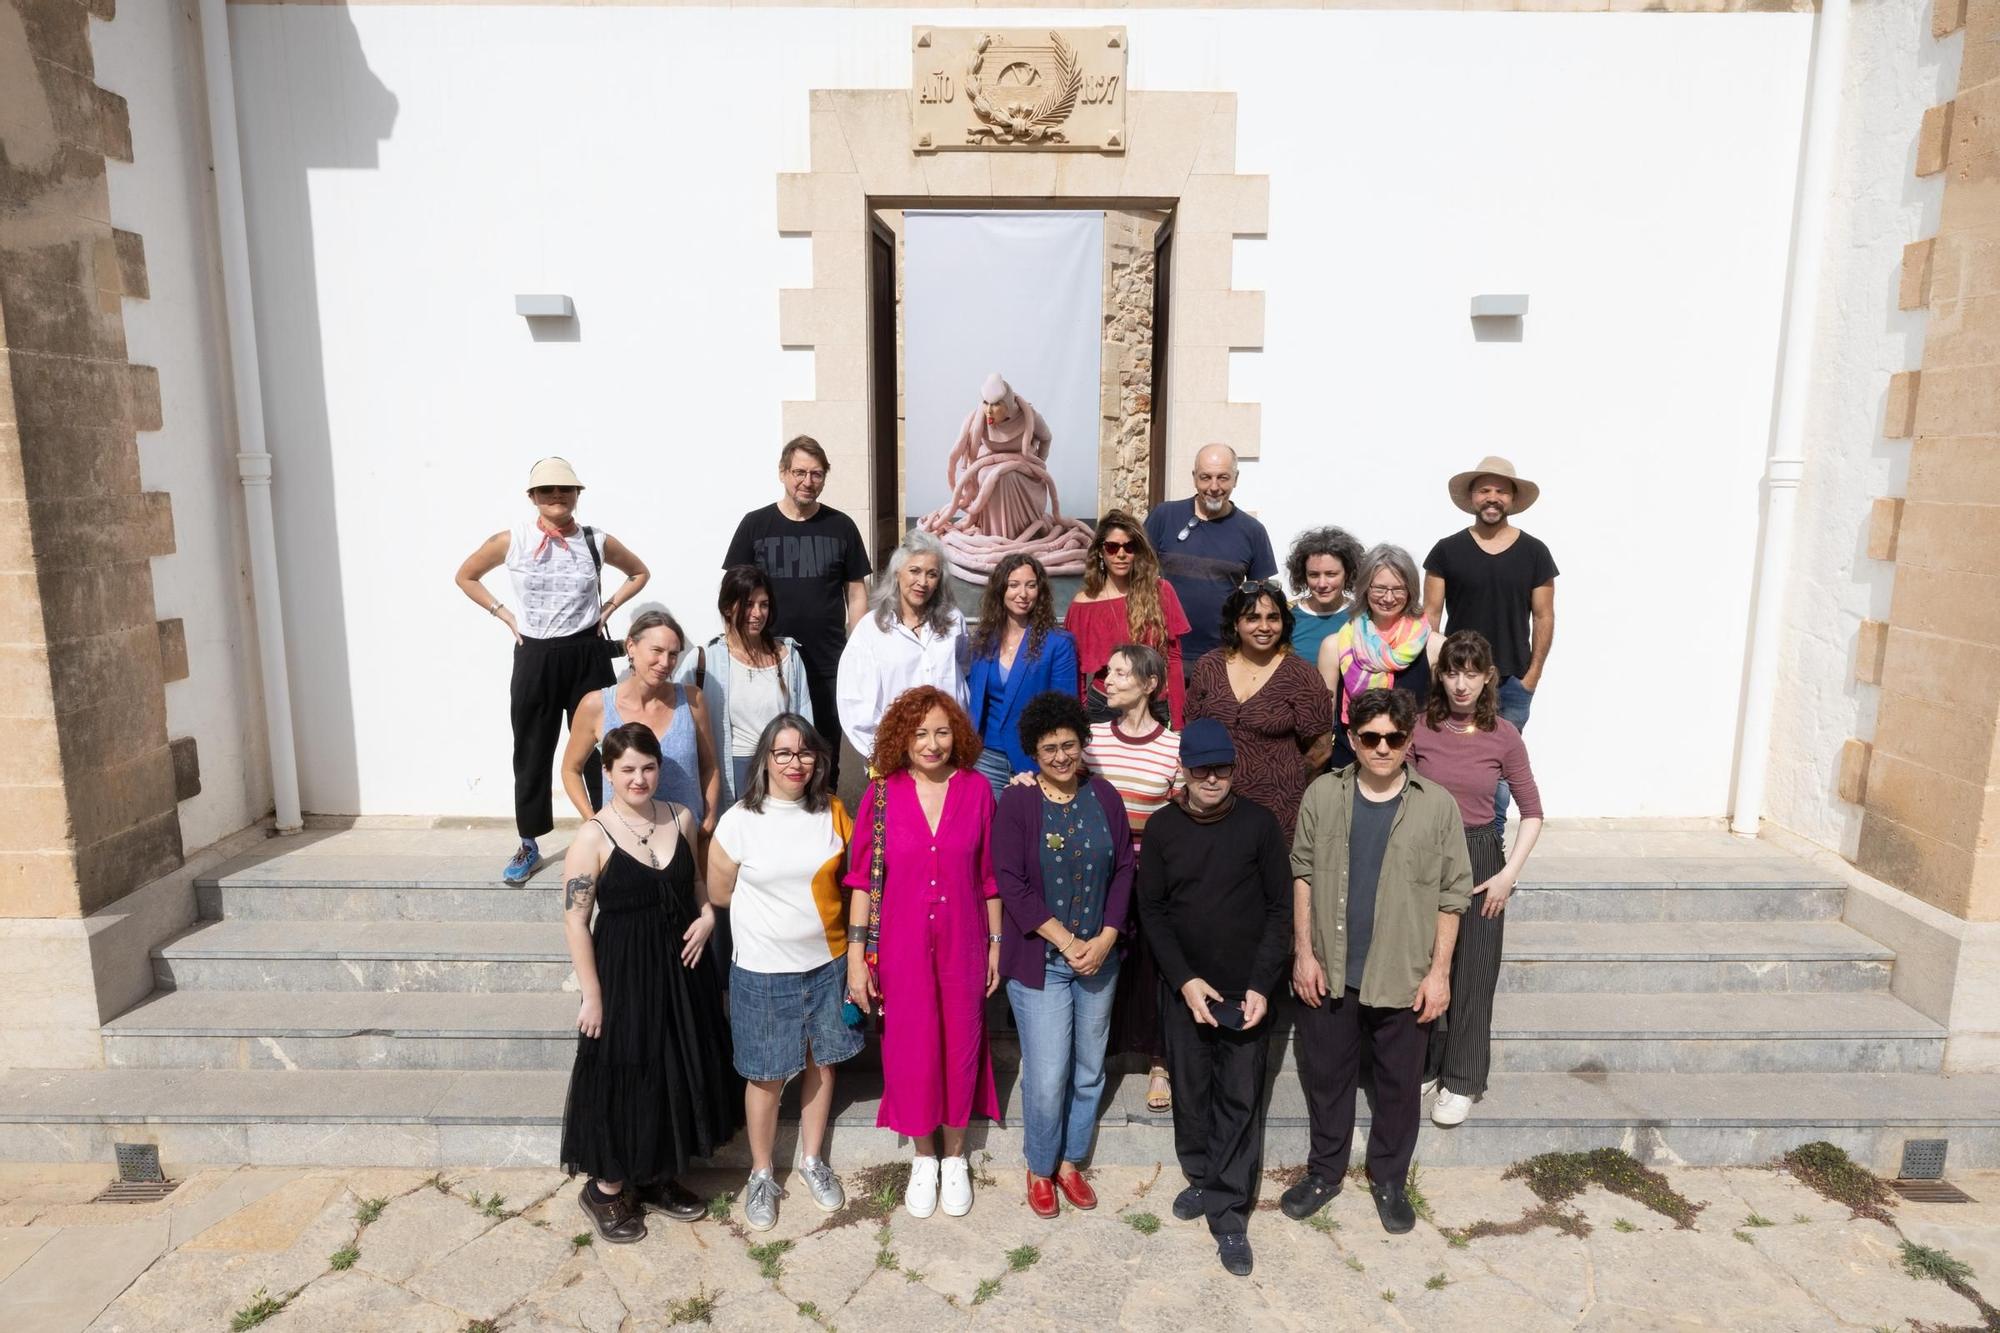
[918,373,1093,584]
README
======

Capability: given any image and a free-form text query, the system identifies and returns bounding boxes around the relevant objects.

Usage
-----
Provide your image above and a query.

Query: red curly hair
[869,686,983,777]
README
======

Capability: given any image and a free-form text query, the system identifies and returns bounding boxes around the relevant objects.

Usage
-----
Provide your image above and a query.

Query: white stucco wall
[94,0,272,850]
[222,4,1823,820]
[1761,0,1959,856]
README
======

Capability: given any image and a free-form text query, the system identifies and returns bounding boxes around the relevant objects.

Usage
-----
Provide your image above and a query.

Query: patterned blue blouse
[1037,785,1115,949]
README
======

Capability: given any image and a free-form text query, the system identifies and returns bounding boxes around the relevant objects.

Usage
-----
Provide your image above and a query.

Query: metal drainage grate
[91,1142,177,1204]
[1891,1179,1976,1204]
[1900,1138,1949,1181]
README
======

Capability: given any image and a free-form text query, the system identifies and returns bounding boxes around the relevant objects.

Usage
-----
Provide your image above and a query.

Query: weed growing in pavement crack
[748,1239,794,1280]
[1733,1231,1754,1244]
[705,1190,734,1222]
[874,1223,899,1271]
[1124,1211,1161,1236]
[328,1245,358,1271]
[1743,1212,1775,1228]
[1345,1255,1364,1273]
[1506,1149,1703,1230]
[474,1192,508,1218]
[796,1302,822,1322]
[571,1232,593,1250]
[427,1173,451,1194]
[668,1284,717,1325]
[808,1161,910,1235]
[1780,1142,1894,1223]
[1611,1218,1637,1233]
[1900,1239,1974,1285]
[1380,1290,1396,1304]
[230,1289,287,1330]
[975,1152,998,1188]
[354,1197,388,1226]
[464,1323,497,1333]
[1446,1229,1470,1247]
[972,1278,1001,1305]
[1792,1212,1811,1224]
[1425,1272,1448,1290]
[904,1268,926,1283]
[1305,1211,1338,1235]
[1007,1245,1040,1272]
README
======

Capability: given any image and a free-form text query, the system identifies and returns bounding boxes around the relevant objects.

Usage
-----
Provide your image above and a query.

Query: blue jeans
[974,746,1015,798]
[1006,952,1120,1178]
[1493,676,1535,835]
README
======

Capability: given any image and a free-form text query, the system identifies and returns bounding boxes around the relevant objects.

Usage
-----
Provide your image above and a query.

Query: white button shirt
[835,608,970,761]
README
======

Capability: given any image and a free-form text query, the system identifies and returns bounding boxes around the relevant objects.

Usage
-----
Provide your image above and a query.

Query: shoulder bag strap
[865,778,888,967]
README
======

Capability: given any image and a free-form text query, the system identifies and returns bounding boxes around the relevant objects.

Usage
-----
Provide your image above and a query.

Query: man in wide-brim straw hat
[1421,455,1558,835]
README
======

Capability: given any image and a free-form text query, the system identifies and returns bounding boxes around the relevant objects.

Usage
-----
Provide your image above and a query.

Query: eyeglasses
[1367,584,1408,601]
[1237,578,1280,595]
[531,486,578,498]
[785,468,827,484]
[1100,540,1135,556]
[771,749,818,765]
[1175,516,1199,542]
[1187,763,1235,780]
[1354,729,1411,752]
[1035,739,1082,760]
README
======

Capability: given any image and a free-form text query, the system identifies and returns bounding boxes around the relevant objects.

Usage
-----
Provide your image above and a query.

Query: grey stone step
[1,1065,1994,1173]
[101,986,1941,1078]
[148,916,1889,1001]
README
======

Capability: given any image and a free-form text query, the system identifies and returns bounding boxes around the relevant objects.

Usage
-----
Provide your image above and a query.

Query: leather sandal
[1146,1071,1172,1113]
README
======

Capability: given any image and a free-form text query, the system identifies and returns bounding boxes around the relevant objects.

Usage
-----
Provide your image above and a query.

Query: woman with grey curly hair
[834,528,970,759]
[1319,543,1432,771]
[1285,526,1365,667]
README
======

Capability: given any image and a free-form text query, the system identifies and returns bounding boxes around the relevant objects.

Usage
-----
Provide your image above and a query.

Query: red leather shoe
[1026,1171,1059,1219]
[1055,1166,1097,1211]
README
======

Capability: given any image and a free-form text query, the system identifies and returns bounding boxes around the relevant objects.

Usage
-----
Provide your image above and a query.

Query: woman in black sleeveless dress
[560,722,742,1242]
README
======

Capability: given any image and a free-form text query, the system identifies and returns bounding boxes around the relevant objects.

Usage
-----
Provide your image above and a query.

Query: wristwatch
[987,933,1004,944]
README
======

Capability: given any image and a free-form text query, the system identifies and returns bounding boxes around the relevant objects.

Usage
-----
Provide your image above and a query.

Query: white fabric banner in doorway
[901,211,1105,528]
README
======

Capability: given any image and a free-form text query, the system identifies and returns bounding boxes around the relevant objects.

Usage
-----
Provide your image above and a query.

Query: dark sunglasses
[1354,729,1410,752]
[531,486,578,497]
[1100,539,1136,555]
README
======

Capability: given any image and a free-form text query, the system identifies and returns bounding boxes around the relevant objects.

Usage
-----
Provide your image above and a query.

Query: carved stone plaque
[911,27,1128,153]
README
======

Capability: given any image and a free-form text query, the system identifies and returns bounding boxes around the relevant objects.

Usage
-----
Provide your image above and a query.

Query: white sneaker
[1421,1077,1439,1098]
[939,1155,973,1217]
[1432,1089,1474,1126]
[905,1156,940,1219]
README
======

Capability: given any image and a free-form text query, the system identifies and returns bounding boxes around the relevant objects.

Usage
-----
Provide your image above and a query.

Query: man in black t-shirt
[1422,456,1557,834]
[722,436,872,779]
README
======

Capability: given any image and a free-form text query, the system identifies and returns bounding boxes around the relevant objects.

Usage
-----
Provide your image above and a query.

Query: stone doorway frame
[777,89,1267,551]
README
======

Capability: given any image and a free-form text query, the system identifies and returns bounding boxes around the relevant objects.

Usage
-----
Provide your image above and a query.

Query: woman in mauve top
[844,686,1001,1221]
[1064,511,1190,728]
[1406,630,1543,1130]
[1186,582,1334,844]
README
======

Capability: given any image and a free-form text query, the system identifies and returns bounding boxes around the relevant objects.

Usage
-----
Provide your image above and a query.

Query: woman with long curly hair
[843,686,1002,1220]
[965,553,1080,794]
[1063,511,1190,728]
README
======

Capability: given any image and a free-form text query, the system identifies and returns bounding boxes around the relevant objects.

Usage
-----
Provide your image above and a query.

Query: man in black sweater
[1136,718,1292,1278]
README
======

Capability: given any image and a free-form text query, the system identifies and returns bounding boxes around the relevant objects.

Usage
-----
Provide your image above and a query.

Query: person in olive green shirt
[1279,686,1471,1236]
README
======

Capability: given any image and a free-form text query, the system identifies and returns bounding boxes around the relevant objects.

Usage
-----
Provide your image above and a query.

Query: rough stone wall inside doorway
[1846,0,2000,922]
[778,90,1265,555]
[1102,209,1163,519]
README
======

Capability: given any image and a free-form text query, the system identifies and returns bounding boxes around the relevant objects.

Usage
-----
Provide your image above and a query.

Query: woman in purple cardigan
[993,690,1136,1220]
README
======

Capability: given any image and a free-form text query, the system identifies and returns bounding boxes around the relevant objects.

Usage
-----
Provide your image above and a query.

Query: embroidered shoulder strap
[865,778,888,967]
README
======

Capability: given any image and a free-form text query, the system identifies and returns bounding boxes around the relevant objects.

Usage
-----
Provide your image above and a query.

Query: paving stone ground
[0,1158,1994,1331]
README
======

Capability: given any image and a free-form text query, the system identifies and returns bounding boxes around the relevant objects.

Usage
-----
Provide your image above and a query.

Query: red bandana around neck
[533,516,580,559]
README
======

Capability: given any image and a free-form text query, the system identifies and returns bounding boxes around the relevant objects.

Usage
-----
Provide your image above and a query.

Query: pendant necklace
[612,804,660,868]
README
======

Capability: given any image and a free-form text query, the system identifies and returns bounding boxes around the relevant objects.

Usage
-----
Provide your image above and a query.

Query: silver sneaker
[799,1156,846,1212]
[743,1169,784,1232]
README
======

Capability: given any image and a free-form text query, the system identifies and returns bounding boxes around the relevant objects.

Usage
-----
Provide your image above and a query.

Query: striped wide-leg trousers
[1425,824,1508,1098]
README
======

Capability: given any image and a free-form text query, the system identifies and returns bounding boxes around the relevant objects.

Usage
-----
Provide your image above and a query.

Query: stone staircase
[1,826,1996,1173]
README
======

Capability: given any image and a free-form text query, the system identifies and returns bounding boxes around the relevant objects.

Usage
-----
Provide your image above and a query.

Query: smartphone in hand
[1209,1000,1246,1031]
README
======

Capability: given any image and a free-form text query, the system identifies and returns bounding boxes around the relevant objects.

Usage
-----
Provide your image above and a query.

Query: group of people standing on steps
[452,437,1557,1273]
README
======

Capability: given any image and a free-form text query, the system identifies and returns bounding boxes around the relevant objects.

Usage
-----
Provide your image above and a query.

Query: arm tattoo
[563,874,597,914]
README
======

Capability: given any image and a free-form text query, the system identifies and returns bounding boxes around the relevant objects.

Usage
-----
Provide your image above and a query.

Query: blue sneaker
[502,839,539,885]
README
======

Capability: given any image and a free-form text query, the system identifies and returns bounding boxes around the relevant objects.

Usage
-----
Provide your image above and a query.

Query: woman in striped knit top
[1082,642,1181,1113]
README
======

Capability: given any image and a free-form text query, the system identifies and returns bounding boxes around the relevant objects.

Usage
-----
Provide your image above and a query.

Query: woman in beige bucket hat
[455,457,652,883]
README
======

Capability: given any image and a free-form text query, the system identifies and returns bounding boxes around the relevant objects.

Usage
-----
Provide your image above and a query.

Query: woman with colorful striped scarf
[1318,543,1433,772]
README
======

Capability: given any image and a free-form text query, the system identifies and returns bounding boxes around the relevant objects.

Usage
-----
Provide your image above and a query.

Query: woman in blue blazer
[966,553,1081,795]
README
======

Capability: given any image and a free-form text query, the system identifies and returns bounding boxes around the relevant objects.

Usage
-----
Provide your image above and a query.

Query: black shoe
[577,1180,647,1243]
[636,1177,707,1223]
[1280,1172,1341,1221]
[1216,1232,1254,1276]
[1370,1177,1416,1234]
[1172,1185,1205,1222]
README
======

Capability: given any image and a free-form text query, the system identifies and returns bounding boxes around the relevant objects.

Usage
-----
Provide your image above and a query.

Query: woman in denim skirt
[706,713,862,1230]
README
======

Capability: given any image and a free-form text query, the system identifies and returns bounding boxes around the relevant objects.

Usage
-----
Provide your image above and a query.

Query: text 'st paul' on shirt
[724,504,873,679]
[712,796,851,974]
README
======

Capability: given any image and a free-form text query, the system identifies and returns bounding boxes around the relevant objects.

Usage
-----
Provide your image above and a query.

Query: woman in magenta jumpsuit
[845,684,1002,1220]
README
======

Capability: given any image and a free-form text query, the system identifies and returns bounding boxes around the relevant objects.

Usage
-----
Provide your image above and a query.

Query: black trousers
[805,668,842,784]
[1161,988,1271,1235]
[510,629,615,839]
[1293,987,1427,1189]
[1425,825,1508,1097]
